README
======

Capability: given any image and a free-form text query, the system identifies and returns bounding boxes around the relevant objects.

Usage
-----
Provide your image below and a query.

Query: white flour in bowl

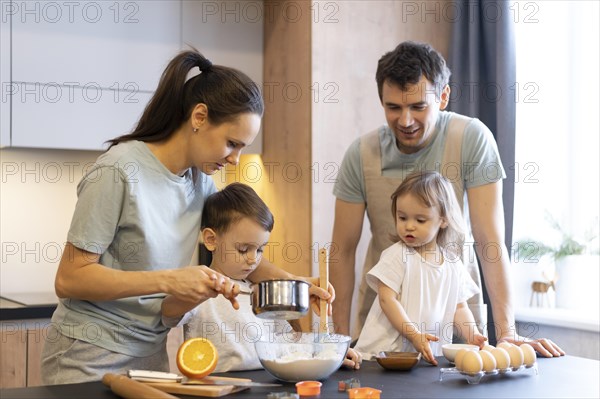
[261,355,342,381]
[256,332,350,382]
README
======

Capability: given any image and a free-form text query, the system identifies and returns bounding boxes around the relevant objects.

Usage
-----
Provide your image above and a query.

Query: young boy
[162,183,361,372]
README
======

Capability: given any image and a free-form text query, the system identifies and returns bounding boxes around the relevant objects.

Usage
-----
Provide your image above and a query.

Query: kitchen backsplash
[1,147,100,294]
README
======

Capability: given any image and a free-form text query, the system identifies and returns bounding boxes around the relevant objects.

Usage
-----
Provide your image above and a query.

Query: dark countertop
[1,355,598,399]
[0,293,57,321]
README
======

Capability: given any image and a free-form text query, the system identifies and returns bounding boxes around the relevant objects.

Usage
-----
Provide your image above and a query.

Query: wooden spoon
[318,247,329,334]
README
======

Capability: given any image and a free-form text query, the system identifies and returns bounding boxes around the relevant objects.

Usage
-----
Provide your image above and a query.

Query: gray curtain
[447,0,516,344]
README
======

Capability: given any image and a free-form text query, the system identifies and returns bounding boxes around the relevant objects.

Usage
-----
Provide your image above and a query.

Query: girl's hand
[410,333,439,365]
[469,333,488,349]
[342,348,362,369]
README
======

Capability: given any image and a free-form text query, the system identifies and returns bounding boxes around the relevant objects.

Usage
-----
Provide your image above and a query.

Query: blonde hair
[390,171,465,256]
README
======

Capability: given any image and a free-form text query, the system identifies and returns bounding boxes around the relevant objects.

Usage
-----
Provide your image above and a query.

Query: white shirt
[183,280,289,372]
[355,242,480,360]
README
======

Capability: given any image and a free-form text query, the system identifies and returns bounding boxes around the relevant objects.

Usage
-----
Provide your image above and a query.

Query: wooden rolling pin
[102,373,179,399]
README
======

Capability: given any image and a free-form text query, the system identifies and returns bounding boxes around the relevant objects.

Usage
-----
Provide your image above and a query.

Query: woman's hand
[167,266,240,309]
[161,267,242,319]
[342,348,362,369]
[499,333,565,358]
[409,333,439,365]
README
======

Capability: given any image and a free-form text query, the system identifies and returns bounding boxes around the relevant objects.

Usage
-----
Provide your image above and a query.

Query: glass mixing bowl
[255,332,351,382]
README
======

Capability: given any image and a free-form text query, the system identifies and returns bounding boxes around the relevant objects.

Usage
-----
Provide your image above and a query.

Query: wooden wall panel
[263,0,313,279]
[263,0,313,330]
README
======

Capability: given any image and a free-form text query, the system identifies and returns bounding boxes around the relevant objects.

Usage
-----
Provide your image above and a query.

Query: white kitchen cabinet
[0,320,50,388]
[0,326,26,388]
[7,0,181,150]
[11,1,181,92]
[11,83,151,150]
[4,0,264,152]
[1,2,10,147]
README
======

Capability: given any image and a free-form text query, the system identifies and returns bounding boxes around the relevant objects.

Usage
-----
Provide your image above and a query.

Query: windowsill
[515,307,600,333]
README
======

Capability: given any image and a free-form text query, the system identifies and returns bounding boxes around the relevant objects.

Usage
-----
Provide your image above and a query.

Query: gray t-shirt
[52,140,217,356]
[333,111,506,203]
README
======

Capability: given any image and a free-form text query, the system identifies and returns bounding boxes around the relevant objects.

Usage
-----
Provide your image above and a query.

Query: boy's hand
[298,276,335,316]
[410,333,439,365]
[218,279,241,310]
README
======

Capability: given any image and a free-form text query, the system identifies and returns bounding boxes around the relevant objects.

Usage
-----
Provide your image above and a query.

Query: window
[512,1,599,317]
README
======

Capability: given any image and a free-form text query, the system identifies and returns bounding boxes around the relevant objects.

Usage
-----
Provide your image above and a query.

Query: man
[330,41,563,357]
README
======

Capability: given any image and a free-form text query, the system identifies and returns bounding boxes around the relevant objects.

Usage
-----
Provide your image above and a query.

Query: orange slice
[176,337,218,379]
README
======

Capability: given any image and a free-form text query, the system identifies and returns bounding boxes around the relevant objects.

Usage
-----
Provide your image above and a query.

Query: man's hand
[499,334,565,358]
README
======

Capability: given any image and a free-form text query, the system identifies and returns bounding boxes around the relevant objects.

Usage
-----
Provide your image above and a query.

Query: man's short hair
[376,41,451,100]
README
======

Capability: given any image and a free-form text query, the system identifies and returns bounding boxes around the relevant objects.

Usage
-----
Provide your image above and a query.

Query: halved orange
[176,337,219,379]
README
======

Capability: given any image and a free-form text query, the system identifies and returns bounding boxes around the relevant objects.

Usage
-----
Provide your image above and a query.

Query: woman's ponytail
[107,49,263,148]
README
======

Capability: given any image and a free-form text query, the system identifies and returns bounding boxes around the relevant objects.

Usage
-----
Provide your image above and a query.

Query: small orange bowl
[347,387,382,399]
[296,380,322,396]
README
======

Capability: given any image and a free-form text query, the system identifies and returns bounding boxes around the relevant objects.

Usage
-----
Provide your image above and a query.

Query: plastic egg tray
[439,362,538,384]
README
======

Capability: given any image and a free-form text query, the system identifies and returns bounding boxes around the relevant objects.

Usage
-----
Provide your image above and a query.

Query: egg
[491,347,510,369]
[482,344,496,352]
[520,343,537,367]
[479,349,497,372]
[454,348,471,369]
[507,345,524,368]
[460,350,483,374]
[497,342,514,351]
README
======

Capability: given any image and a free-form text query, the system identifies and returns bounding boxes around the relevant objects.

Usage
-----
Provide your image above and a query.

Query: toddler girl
[354,171,486,365]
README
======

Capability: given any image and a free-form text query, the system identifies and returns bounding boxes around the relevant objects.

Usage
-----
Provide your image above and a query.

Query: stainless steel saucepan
[240,279,310,320]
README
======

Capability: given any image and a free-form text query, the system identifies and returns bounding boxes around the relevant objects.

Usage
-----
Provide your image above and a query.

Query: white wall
[0,148,100,294]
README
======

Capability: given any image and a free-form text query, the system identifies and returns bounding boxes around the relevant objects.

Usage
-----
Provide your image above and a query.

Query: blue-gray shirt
[333,111,506,203]
[52,140,217,356]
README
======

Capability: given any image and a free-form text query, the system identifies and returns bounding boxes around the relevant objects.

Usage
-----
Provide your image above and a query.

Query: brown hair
[376,41,451,100]
[201,183,274,234]
[390,171,464,255]
[107,49,264,148]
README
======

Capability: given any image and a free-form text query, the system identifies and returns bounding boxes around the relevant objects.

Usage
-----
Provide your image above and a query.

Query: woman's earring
[193,128,198,133]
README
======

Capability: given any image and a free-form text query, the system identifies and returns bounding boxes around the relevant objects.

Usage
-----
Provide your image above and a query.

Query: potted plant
[514,213,599,310]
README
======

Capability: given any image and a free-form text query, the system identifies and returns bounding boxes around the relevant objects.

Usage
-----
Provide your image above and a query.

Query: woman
[42,49,332,384]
